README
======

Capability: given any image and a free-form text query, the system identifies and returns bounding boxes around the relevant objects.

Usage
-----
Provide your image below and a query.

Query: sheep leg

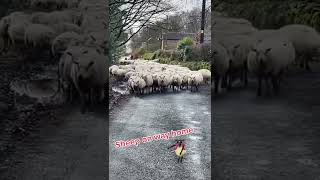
[271,75,279,95]
[88,89,94,112]
[304,54,311,71]
[79,92,87,114]
[257,73,262,96]
[244,61,248,87]
[214,75,220,94]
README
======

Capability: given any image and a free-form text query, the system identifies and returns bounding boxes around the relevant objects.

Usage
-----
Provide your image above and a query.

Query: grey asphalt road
[0,106,107,180]
[213,63,320,179]
[109,88,211,180]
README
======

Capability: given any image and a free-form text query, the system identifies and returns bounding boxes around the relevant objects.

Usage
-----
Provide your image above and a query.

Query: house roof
[162,32,196,41]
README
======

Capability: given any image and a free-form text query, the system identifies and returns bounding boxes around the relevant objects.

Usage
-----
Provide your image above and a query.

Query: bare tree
[109,0,173,48]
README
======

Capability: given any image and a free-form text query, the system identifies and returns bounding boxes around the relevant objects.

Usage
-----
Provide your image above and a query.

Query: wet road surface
[213,64,320,179]
[109,88,211,180]
[0,106,107,180]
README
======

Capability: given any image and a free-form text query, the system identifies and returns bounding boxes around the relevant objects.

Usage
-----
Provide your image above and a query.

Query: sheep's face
[254,47,271,70]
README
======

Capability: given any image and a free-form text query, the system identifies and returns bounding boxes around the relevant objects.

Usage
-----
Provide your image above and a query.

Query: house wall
[164,40,179,50]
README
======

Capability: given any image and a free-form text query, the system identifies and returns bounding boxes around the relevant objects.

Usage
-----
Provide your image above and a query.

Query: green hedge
[213,1,320,31]
[183,43,211,62]
[158,58,211,71]
[143,52,154,60]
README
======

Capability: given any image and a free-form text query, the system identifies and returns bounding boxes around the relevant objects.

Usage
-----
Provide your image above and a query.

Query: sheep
[171,74,182,91]
[188,72,203,92]
[68,47,107,113]
[213,17,257,36]
[51,22,82,34]
[83,32,107,54]
[58,45,91,102]
[30,10,83,26]
[51,31,83,58]
[151,73,160,92]
[179,73,189,90]
[24,24,56,49]
[157,73,172,93]
[113,69,127,80]
[58,49,75,102]
[128,76,146,95]
[212,41,231,94]
[278,24,320,70]
[217,35,254,88]
[142,73,153,94]
[0,12,30,51]
[198,69,211,84]
[250,29,279,46]
[248,37,295,96]
[109,65,119,76]
[7,20,30,49]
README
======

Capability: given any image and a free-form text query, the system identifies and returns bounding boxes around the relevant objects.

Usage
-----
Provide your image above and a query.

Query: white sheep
[157,73,171,93]
[128,76,146,95]
[198,69,211,84]
[51,22,82,34]
[213,17,257,36]
[31,10,82,26]
[24,24,56,48]
[212,41,231,94]
[217,34,254,88]
[278,24,320,70]
[171,74,182,91]
[188,71,203,92]
[248,37,295,96]
[51,31,83,58]
[68,47,107,113]
[7,20,30,49]
[139,73,153,94]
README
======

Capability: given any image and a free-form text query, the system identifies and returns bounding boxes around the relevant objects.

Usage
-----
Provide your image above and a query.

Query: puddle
[10,79,63,104]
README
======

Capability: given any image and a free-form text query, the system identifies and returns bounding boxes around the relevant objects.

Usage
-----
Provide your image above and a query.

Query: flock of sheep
[109,60,211,95]
[213,16,320,96]
[0,0,108,113]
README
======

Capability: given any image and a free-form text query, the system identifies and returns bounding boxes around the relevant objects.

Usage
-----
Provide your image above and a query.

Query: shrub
[183,43,211,62]
[153,49,173,59]
[143,52,154,60]
[169,50,184,61]
[177,37,194,50]
[158,58,211,71]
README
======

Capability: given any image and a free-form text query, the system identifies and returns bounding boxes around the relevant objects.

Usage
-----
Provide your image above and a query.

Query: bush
[158,58,211,71]
[177,37,194,50]
[153,49,173,59]
[143,52,154,60]
[169,50,184,61]
[183,43,211,62]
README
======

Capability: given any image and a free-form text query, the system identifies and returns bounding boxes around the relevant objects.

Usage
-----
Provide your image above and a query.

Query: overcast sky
[169,0,211,13]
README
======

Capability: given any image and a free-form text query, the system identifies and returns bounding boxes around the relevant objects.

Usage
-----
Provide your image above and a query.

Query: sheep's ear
[90,35,96,41]
[252,48,257,52]
[88,61,94,67]
[234,44,240,49]
[72,59,79,65]
[265,48,272,54]
[67,52,72,56]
